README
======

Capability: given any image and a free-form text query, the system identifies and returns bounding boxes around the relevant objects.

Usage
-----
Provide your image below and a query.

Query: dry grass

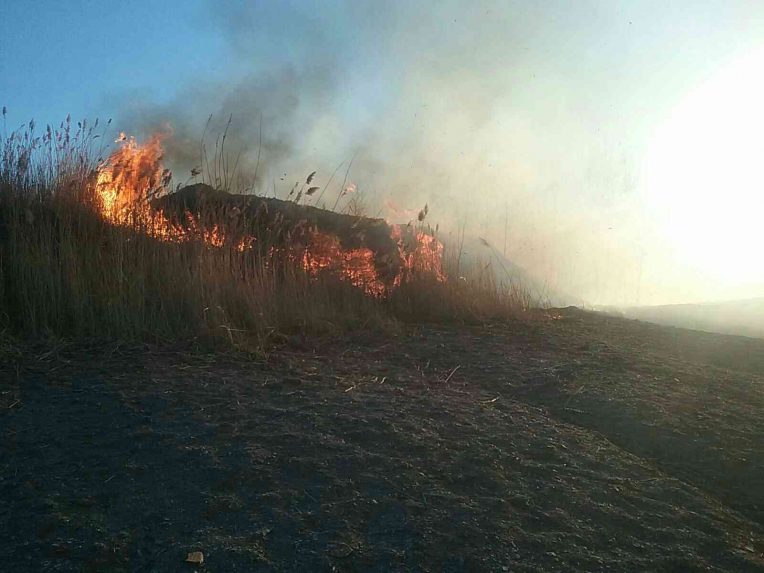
[0,116,535,351]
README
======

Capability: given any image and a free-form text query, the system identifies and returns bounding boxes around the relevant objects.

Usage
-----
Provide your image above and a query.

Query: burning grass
[0,116,534,350]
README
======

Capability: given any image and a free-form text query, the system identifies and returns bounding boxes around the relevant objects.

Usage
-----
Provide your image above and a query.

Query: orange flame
[94,133,445,295]
[300,233,385,295]
[392,225,446,285]
[96,133,169,223]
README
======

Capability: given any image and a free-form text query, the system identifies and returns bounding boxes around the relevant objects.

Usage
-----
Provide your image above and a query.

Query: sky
[3,0,764,306]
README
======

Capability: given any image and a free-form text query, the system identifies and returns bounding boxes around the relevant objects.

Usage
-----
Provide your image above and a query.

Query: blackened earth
[1,308,763,571]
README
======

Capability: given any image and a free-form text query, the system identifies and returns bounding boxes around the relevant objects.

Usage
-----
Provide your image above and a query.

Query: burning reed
[0,116,533,350]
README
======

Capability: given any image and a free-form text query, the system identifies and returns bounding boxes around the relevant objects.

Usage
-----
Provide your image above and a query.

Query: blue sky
[1,0,228,127]
[4,1,764,305]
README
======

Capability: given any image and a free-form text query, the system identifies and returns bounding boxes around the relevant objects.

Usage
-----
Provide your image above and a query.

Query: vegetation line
[0,116,535,352]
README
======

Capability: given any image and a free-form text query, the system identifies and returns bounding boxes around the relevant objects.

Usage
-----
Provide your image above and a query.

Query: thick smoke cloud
[115,0,762,305]
[120,64,339,191]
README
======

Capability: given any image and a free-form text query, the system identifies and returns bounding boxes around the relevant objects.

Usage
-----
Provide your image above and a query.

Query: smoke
[119,63,340,191]
[113,0,750,306]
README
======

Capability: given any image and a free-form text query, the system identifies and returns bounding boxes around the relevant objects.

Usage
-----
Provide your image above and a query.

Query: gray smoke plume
[113,0,754,305]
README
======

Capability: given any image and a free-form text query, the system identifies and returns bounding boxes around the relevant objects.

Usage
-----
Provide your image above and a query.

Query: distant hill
[613,297,764,339]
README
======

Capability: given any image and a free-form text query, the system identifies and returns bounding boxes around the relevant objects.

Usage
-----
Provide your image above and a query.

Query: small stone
[186,551,204,564]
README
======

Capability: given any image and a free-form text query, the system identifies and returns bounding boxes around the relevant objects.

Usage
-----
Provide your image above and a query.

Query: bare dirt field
[1,308,763,571]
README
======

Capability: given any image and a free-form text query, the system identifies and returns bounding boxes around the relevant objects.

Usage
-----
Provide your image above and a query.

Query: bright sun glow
[643,46,764,288]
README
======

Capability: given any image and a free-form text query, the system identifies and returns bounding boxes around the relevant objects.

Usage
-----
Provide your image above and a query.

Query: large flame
[96,133,169,223]
[94,133,445,295]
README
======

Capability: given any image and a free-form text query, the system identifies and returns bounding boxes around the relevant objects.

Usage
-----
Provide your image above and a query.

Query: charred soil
[1,308,763,571]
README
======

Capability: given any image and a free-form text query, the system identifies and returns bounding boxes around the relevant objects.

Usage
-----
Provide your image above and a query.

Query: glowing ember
[94,133,445,295]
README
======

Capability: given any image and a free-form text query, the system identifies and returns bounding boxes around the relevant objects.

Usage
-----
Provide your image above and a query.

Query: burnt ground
[1,307,763,572]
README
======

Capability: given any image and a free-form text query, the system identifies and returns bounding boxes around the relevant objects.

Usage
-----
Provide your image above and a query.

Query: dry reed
[0,115,534,351]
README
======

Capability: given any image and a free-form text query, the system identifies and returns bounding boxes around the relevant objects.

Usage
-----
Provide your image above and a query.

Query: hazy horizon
[4,0,764,306]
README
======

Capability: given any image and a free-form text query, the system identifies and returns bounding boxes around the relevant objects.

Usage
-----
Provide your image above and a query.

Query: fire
[300,233,385,295]
[96,133,169,222]
[94,133,445,295]
[392,224,446,285]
